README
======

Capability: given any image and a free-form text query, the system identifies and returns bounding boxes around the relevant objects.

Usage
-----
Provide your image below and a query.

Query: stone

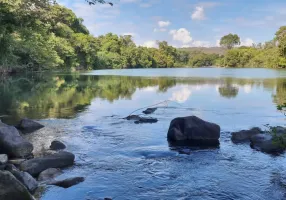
[0,171,34,200]
[167,116,220,146]
[50,140,66,150]
[17,118,44,134]
[125,115,141,121]
[38,168,63,182]
[142,108,157,115]
[134,117,158,124]
[20,151,75,176]
[10,170,38,193]
[250,134,284,154]
[0,154,8,164]
[48,177,85,188]
[0,125,33,158]
[231,127,262,143]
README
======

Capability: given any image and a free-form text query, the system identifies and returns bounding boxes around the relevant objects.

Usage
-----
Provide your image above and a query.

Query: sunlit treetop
[85,0,114,6]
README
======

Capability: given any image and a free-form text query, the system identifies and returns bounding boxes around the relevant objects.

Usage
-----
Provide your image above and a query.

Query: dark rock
[231,127,262,143]
[104,198,113,200]
[10,170,38,193]
[0,119,8,127]
[50,140,66,150]
[142,108,157,115]
[167,116,220,146]
[38,168,63,182]
[17,118,44,134]
[0,125,33,158]
[5,163,18,171]
[48,177,84,188]
[20,151,75,176]
[0,171,34,200]
[134,117,158,124]
[250,134,284,154]
[0,154,8,164]
[271,126,286,135]
[125,115,141,121]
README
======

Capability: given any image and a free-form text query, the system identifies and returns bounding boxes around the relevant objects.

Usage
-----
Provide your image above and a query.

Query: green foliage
[220,34,241,49]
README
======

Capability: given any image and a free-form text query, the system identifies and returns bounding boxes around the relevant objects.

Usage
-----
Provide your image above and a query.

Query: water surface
[1,68,286,200]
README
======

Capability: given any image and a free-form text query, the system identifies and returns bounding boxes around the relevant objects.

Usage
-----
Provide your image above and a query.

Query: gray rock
[250,134,284,154]
[17,118,44,134]
[38,168,63,182]
[10,170,38,193]
[48,177,85,188]
[125,115,141,121]
[142,108,157,115]
[0,119,8,127]
[231,127,262,143]
[167,116,220,146]
[0,125,33,158]
[50,140,66,150]
[5,163,18,171]
[20,151,75,176]
[0,171,34,200]
[0,154,8,164]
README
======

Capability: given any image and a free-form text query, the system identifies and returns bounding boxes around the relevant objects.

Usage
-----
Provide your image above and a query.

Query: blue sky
[58,0,286,48]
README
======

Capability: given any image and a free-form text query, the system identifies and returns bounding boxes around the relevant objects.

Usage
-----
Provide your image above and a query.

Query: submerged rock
[125,115,158,124]
[17,118,44,134]
[167,116,220,146]
[0,125,33,158]
[250,134,284,154]
[48,177,85,188]
[134,117,158,124]
[142,108,157,115]
[0,154,8,164]
[20,151,75,176]
[231,127,262,143]
[0,171,34,200]
[50,140,66,150]
[38,168,63,182]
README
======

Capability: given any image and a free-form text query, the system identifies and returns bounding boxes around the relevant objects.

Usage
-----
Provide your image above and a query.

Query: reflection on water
[1,68,286,200]
[0,71,286,123]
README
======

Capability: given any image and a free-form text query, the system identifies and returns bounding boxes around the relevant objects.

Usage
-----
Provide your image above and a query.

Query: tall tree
[220,34,240,49]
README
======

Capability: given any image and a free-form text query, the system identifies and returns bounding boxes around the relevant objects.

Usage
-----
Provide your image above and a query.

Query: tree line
[1,0,286,73]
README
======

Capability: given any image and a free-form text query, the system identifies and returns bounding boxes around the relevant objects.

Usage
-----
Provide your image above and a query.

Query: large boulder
[10,170,38,193]
[48,177,85,188]
[0,171,34,200]
[20,151,75,176]
[38,168,63,182]
[17,118,44,134]
[0,125,33,158]
[231,127,262,143]
[167,116,220,146]
[250,134,284,154]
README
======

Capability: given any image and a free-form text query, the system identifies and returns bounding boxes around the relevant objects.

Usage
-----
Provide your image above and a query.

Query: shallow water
[1,68,286,200]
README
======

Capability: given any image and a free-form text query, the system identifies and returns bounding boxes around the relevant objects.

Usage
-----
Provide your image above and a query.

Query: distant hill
[178,47,227,55]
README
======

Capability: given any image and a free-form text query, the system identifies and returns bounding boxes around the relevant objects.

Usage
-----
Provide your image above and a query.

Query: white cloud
[170,87,192,103]
[169,28,193,44]
[158,21,171,28]
[216,39,221,47]
[240,38,254,46]
[192,40,211,47]
[142,40,157,48]
[123,32,136,36]
[191,6,205,20]
[154,28,167,32]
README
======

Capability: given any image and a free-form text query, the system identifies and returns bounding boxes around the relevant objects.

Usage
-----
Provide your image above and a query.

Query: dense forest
[1,0,286,73]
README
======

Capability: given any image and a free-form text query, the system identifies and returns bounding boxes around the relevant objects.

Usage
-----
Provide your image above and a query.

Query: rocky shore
[0,119,84,200]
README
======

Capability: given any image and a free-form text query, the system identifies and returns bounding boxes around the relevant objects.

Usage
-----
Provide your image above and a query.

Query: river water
[1,68,286,200]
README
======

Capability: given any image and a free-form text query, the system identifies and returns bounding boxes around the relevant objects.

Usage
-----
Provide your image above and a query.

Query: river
[1,68,286,200]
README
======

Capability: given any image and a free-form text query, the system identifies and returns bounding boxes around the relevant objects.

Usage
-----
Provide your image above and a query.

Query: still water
[1,68,286,200]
